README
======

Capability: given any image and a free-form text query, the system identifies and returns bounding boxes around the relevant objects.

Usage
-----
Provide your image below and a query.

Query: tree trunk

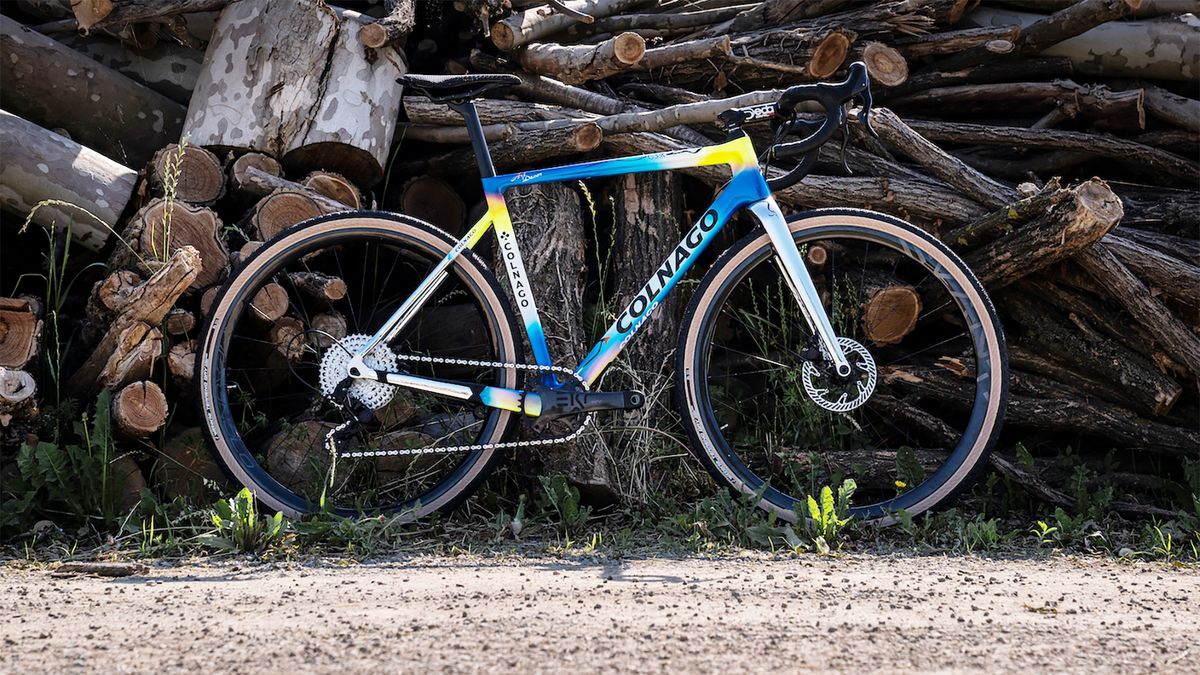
[359,0,415,48]
[183,0,405,186]
[69,246,200,396]
[0,110,136,251]
[111,380,169,438]
[967,7,1199,81]
[502,181,615,501]
[966,179,1123,288]
[54,32,203,104]
[68,0,230,32]
[0,14,185,166]
[516,32,645,84]
[490,0,646,51]
[0,298,43,370]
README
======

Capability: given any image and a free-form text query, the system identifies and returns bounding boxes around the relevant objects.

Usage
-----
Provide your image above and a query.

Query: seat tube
[449,100,497,179]
[747,197,852,376]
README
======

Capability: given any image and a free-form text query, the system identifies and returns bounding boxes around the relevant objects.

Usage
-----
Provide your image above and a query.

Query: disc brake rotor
[801,336,877,413]
[318,334,398,410]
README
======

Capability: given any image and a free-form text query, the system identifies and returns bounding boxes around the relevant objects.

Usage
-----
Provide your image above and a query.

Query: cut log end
[0,368,38,425]
[229,152,283,190]
[150,143,224,205]
[112,380,169,437]
[302,171,362,209]
[251,189,324,240]
[249,283,289,325]
[400,176,466,235]
[0,298,42,369]
[861,43,909,88]
[124,199,225,290]
[862,285,922,345]
[810,31,851,80]
[613,32,646,65]
[572,123,604,152]
[359,22,390,49]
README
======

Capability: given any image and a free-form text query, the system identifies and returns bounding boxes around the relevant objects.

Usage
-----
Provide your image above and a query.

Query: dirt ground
[1,553,1195,674]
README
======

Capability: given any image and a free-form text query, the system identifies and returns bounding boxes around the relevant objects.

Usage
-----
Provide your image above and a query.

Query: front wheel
[676,209,1008,523]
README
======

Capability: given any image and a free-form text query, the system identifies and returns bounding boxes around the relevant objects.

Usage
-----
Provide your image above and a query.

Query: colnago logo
[498,229,531,308]
[616,209,719,334]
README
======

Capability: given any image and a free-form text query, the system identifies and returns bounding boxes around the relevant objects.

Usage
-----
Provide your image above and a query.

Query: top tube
[480,134,760,194]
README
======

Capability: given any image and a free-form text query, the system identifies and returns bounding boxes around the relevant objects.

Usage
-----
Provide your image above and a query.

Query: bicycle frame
[347,133,851,416]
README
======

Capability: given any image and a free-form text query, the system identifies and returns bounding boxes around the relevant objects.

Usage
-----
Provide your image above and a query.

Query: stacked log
[0,0,1195,516]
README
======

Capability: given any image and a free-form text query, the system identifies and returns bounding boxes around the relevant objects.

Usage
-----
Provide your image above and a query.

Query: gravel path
[1,554,1195,673]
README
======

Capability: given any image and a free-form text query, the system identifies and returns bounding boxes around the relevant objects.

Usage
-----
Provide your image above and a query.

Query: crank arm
[349,366,538,416]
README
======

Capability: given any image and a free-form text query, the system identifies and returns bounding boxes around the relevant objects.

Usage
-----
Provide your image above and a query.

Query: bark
[310,311,347,350]
[359,0,415,48]
[398,122,603,176]
[286,272,348,305]
[892,81,1147,131]
[111,380,169,438]
[634,35,731,71]
[148,144,226,206]
[968,7,1199,81]
[399,176,467,235]
[66,0,230,31]
[516,32,646,84]
[68,246,200,396]
[884,364,1196,456]
[84,269,142,343]
[183,0,405,186]
[870,107,1016,209]
[0,298,43,370]
[502,182,615,500]
[269,316,307,362]
[117,198,229,290]
[1116,227,1200,267]
[1075,243,1200,377]
[891,25,1021,58]
[906,120,1200,185]
[1141,83,1200,133]
[999,293,1182,416]
[965,179,1123,288]
[490,0,645,50]
[0,110,136,251]
[884,57,1074,99]
[1103,232,1200,310]
[236,167,352,215]
[0,368,38,426]
[302,171,362,209]
[943,178,1067,249]
[1115,185,1199,235]
[0,15,185,166]
[54,32,203,104]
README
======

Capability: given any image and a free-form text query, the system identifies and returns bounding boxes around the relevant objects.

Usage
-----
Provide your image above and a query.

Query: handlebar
[764,61,877,191]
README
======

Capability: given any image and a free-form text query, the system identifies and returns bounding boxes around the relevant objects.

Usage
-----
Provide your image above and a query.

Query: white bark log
[183,0,406,186]
[968,7,1200,81]
[0,110,135,251]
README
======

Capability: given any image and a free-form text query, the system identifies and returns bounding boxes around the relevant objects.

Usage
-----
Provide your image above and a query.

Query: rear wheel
[676,209,1008,523]
[197,212,522,518]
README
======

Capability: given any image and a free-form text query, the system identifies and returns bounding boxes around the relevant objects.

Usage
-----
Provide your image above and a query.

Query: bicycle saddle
[396,73,520,102]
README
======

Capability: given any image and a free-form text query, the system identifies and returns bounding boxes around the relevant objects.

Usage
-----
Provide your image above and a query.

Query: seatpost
[448,100,496,179]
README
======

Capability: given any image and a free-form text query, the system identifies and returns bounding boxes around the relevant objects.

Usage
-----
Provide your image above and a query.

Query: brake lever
[838,117,851,174]
[857,90,879,139]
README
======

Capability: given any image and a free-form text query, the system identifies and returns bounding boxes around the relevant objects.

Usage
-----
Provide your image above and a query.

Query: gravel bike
[196,63,1008,523]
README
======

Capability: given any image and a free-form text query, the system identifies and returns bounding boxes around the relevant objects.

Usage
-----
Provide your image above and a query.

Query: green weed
[201,488,286,554]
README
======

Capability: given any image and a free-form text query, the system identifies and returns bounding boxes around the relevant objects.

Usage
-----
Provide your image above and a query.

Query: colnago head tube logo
[616,208,719,335]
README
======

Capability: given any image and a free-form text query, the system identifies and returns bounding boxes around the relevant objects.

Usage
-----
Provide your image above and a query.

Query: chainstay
[339,352,593,458]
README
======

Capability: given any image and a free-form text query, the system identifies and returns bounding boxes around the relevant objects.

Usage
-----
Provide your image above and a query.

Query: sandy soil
[1,554,1195,674]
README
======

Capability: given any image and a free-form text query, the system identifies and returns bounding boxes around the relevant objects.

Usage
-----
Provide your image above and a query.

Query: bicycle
[196,63,1008,524]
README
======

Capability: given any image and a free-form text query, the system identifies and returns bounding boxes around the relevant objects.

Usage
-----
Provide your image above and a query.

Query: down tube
[574,169,769,386]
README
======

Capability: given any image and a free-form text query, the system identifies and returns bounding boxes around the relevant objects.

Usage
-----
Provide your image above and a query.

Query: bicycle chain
[337,351,593,458]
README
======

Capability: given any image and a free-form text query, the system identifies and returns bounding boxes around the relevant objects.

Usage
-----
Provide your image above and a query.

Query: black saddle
[396,74,520,102]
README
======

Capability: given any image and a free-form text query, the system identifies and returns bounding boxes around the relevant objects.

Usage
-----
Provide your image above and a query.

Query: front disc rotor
[801,337,877,413]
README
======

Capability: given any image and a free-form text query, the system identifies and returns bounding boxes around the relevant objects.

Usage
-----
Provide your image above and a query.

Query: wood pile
[0,0,1196,516]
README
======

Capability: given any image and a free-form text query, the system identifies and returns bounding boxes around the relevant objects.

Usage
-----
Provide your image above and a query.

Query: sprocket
[318,334,398,410]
